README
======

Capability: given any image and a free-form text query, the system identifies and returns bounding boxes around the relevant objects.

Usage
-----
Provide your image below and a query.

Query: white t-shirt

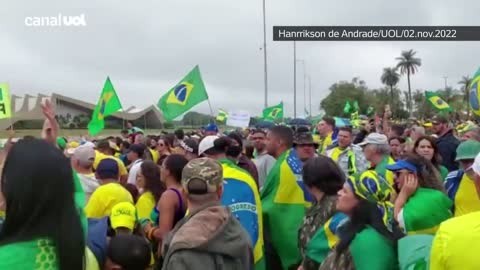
[127,159,143,185]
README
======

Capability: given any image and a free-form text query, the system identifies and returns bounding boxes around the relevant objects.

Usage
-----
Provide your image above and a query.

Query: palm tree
[459,76,472,117]
[396,49,422,115]
[381,67,400,105]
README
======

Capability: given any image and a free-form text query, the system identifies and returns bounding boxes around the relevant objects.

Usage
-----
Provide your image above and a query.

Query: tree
[380,67,400,106]
[459,76,473,117]
[396,49,422,115]
[320,78,369,117]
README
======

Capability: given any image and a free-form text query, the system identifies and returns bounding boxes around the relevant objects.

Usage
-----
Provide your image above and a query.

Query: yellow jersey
[135,191,156,221]
[84,183,133,218]
[430,211,480,270]
[454,174,480,217]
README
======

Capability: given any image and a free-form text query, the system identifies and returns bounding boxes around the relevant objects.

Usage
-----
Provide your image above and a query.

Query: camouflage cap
[181,157,223,194]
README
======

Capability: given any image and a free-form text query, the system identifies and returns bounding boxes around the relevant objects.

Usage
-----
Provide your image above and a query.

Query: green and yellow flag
[261,149,312,269]
[469,67,480,116]
[157,65,209,121]
[306,213,347,264]
[425,91,451,112]
[87,77,123,136]
[263,102,283,122]
[216,109,228,122]
[0,83,12,119]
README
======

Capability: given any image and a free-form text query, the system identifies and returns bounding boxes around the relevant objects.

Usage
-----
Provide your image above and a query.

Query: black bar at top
[273,26,480,41]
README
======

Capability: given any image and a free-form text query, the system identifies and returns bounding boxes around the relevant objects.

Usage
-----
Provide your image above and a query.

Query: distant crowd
[0,101,478,270]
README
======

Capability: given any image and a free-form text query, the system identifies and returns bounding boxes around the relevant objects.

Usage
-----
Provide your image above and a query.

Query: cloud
[1,0,479,118]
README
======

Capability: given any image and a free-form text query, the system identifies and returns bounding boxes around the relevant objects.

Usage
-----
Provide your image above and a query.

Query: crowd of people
[0,101,479,270]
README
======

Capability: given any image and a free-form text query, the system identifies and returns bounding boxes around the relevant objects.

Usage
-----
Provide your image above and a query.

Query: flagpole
[262,0,268,109]
[207,98,215,122]
[308,75,312,119]
[144,114,147,133]
[293,41,297,118]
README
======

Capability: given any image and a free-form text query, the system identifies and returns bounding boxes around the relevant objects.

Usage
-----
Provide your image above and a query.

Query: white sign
[226,110,250,128]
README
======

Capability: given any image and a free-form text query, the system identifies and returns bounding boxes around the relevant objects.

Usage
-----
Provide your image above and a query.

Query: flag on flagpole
[469,67,480,116]
[0,83,12,119]
[157,65,209,121]
[87,77,122,136]
[425,91,451,112]
[343,101,352,114]
[216,109,228,122]
[353,100,360,112]
[263,102,284,122]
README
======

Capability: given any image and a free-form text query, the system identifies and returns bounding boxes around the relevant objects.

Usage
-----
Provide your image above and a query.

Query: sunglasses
[298,144,316,148]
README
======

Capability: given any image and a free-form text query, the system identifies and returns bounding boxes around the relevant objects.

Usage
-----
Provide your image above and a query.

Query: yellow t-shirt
[93,151,128,177]
[148,148,159,164]
[430,211,480,270]
[135,191,156,221]
[84,183,133,218]
[454,174,480,217]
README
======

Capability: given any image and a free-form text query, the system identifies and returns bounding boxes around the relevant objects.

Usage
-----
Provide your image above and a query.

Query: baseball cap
[357,133,388,146]
[96,159,119,179]
[472,152,480,175]
[205,123,218,132]
[386,160,417,173]
[128,144,146,156]
[179,138,198,154]
[72,144,96,167]
[110,202,137,231]
[455,140,480,161]
[198,135,219,155]
[432,115,449,125]
[181,158,223,194]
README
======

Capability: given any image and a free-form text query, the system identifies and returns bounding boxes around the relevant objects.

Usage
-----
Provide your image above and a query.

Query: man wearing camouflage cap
[161,158,253,270]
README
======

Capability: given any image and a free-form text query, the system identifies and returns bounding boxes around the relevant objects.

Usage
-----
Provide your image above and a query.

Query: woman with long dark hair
[387,154,451,235]
[0,139,85,269]
[142,154,188,257]
[298,156,345,270]
[319,171,404,270]
[413,135,448,180]
[136,160,165,221]
[156,136,172,166]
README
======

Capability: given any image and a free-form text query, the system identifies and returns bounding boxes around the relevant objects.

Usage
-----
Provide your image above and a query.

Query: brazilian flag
[469,67,480,116]
[216,109,228,122]
[87,77,123,136]
[261,149,312,269]
[263,102,284,122]
[157,65,209,121]
[425,91,451,112]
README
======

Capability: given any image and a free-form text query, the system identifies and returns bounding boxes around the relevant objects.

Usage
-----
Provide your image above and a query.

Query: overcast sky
[1,0,479,119]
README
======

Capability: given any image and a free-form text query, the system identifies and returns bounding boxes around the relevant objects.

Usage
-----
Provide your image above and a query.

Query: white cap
[357,133,388,146]
[198,135,219,156]
[472,152,480,176]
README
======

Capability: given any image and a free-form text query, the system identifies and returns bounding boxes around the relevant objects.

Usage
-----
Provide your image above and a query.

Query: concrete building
[1,93,164,130]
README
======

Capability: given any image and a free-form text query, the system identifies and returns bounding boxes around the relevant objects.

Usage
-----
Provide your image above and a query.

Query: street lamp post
[296,59,306,117]
[262,0,268,109]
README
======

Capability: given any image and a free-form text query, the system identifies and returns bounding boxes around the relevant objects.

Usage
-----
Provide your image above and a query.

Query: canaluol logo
[25,14,87,27]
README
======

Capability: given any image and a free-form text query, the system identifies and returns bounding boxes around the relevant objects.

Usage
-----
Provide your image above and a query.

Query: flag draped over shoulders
[261,149,312,269]
[306,212,348,264]
[219,159,265,270]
